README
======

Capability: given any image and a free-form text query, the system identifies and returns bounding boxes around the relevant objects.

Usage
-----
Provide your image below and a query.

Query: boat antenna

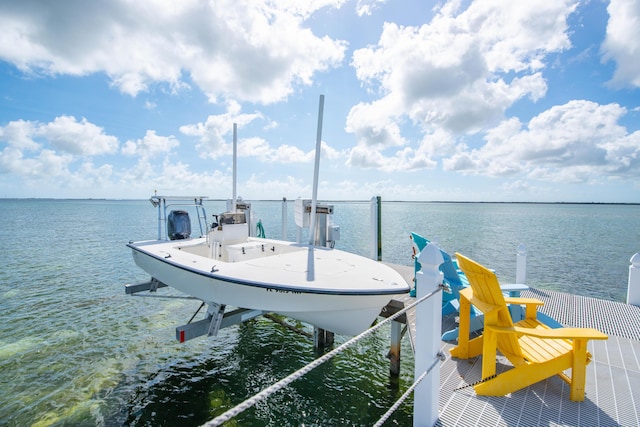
[307,94,325,281]
[232,122,237,212]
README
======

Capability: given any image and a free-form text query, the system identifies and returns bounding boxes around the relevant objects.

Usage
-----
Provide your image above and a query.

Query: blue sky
[0,0,639,202]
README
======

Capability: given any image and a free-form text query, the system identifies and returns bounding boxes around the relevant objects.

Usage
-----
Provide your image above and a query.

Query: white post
[232,123,237,213]
[627,253,640,306]
[516,243,527,284]
[370,196,381,261]
[282,197,287,240]
[414,243,444,427]
[306,95,324,281]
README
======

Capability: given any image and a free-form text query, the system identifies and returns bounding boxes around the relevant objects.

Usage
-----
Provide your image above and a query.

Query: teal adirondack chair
[411,232,467,314]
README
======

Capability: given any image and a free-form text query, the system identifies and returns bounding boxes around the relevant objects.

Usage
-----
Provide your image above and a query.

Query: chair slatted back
[455,253,524,362]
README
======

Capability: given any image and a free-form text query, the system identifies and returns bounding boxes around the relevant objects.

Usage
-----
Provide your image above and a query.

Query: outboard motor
[167,210,191,240]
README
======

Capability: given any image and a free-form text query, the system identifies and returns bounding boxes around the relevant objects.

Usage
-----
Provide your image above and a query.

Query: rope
[454,374,498,391]
[256,220,266,238]
[202,286,443,426]
[373,351,446,427]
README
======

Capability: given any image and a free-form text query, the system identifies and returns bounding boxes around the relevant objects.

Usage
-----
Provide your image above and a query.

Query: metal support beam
[207,303,226,337]
[125,279,168,294]
[176,307,264,343]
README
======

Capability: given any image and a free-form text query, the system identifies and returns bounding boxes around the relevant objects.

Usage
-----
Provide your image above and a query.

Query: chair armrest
[486,325,608,340]
[500,283,529,292]
[504,297,544,307]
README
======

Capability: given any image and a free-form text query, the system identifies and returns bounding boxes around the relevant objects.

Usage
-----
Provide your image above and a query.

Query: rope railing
[373,351,445,427]
[202,285,444,426]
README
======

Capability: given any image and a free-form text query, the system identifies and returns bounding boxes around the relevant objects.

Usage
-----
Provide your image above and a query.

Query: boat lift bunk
[125,196,340,344]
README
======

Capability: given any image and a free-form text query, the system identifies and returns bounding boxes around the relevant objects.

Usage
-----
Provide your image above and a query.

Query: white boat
[128,97,409,336]
[127,197,410,336]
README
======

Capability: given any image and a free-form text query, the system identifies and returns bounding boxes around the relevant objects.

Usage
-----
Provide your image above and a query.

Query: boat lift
[125,279,265,343]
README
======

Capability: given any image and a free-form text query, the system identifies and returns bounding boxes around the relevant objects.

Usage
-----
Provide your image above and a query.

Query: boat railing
[200,242,446,427]
[149,195,209,240]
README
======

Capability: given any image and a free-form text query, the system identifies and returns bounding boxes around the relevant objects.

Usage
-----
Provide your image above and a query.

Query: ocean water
[1,199,638,426]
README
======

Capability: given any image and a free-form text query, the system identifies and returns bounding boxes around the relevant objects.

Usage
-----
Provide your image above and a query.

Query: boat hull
[128,237,410,336]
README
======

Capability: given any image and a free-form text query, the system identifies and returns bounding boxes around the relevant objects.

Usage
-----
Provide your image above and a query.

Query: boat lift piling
[281,197,287,240]
[370,195,409,379]
[370,196,382,261]
[379,299,408,377]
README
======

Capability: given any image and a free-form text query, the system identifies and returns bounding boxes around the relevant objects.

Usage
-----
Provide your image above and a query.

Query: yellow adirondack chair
[450,252,608,401]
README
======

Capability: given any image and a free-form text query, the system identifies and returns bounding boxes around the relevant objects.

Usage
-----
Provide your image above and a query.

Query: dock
[390,286,640,426]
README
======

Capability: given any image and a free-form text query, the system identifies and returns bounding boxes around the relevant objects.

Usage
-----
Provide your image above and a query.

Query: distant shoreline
[2,197,638,206]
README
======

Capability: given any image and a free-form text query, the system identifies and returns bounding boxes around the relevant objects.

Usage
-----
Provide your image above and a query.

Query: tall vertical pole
[370,197,378,260]
[307,95,325,281]
[282,197,287,240]
[370,196,382,261]
[232,123,238,212]
[376,195,382,261]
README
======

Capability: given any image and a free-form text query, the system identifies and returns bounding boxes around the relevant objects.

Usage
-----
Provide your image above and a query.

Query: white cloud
[0,0,348,103]
[122,130,180,159]
[355,0,388,16]
[0,0,637,202]
[179,102,263,158]
[0,146,73,179]
[347,0,576,170]
[0,116,118,157]
[116,158,231,197]
[345,97,407,148]
[68,162,114,190]
[239,138,341,163]
[239,137,312,163]
[244,174,309,198]
[39,116,119,156]
[180,102,341,163]
[442,100,640,182]
[0,116,119,179]
[602,0,640,87]
[0,119,40,150]
[0,116,124,190]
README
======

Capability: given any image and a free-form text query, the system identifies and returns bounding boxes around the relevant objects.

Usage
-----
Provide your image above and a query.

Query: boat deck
[392,288,640,426]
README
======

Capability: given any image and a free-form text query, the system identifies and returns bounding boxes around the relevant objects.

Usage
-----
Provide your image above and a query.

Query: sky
[0,0,639,202]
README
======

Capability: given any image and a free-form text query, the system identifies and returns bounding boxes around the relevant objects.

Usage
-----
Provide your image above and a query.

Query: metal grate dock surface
[398,288,640,426]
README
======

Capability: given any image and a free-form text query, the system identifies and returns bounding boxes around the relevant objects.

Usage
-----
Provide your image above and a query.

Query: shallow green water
[1,199,637,426]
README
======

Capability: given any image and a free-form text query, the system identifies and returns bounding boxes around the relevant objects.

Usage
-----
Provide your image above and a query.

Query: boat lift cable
[201,286,444,427]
